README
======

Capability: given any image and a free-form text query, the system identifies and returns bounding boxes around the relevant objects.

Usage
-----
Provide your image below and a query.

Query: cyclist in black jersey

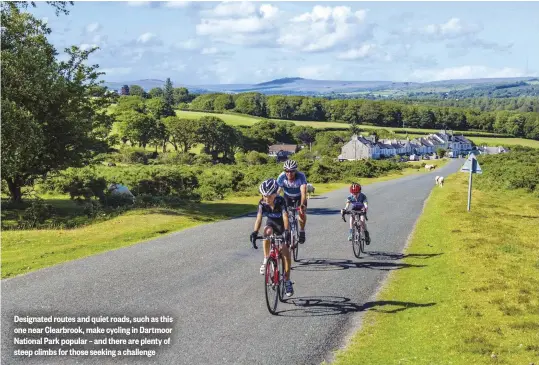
[250,178,294,297]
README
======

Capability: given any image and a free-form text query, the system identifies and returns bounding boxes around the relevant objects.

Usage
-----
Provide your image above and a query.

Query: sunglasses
[285,170,296,173]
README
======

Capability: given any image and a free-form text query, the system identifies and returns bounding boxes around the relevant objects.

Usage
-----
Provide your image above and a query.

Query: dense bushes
[475,147,539,196]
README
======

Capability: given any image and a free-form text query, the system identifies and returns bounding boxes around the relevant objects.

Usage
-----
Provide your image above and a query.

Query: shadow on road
[305,208,342,216]
[291,258,426,272]
[276,296,436,317]
[366,251,443,261]
[307,196,327,200]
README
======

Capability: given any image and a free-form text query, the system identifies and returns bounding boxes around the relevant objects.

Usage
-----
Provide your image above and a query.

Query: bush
[475,149,539,195]
[18,199,55,228]
[157,152,196,165]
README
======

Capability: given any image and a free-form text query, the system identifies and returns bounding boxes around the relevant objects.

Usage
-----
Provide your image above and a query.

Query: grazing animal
[435,176,444,187]
[306,183,315,199]
[425,164,436,171]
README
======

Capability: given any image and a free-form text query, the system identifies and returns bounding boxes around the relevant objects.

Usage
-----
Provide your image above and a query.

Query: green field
[330,173,539,365]
[175,110,350,129]
[175,110,513,137]
[467,137,539,148]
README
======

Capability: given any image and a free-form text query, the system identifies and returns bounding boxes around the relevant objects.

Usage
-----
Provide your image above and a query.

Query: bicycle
[253,227,289,315]
[341,209,368,259]
[287,206,301,262]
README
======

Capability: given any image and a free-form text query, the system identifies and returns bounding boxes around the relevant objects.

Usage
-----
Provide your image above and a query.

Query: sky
[28,0,539,85]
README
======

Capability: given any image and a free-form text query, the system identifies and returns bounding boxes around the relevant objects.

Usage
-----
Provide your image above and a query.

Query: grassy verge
[330,172,539,365]
[1,161,447,279]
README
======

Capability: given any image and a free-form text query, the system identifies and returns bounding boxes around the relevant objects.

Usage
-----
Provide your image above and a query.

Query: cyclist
[340,182,370,244]
[250,178,294,297]
[276,159,308,244]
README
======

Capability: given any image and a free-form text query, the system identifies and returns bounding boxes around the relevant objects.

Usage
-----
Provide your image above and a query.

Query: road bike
[341,210,368,259]
[287,206,301,262]
[253,227,288,315]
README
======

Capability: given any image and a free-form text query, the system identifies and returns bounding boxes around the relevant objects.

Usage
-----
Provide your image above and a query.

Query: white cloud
[201,47,218,55]
[157,61,186,72]
[85,22,102,33]
[164,1,191,8]
[410,65,527,82]
[138,32,155,43]
[196,3,280,46]
[278,6,371,53]
[337,43,378,60]
[421,18,481,39]
[296,65,340,79]
[175,39,200,50]
[127,1,151,7]
[206,1,257,17]
[79,43,98,51]
[100,67,133,76]
[136,32,162,46]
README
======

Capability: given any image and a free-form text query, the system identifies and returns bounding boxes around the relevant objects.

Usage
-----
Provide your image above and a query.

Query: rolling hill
[102,76,538,98]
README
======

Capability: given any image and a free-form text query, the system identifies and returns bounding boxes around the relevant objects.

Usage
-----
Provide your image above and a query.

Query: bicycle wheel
[265,257,279,315]
[292,225,299,262]
[352,226,361,258]
[278,255,286,302]
[359,226,366,253]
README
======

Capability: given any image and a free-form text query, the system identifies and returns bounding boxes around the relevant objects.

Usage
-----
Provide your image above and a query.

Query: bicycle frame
[342,210,367,258]
[255,229,288,314]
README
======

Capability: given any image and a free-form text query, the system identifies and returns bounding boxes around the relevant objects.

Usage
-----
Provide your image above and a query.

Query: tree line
[180,92,539,140]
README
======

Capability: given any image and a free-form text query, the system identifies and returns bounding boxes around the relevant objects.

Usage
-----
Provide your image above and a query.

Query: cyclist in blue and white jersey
[276,159,308,244]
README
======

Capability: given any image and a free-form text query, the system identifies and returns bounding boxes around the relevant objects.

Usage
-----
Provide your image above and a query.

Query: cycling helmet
[350,183,361,194]
[259,178,279,196]
[283,160,298,171]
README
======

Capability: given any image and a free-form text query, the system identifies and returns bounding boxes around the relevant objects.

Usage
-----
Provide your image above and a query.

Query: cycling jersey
[257,195,287,220]
[347,193,368,210]
[276,171,307,198]
[258,196,287,235]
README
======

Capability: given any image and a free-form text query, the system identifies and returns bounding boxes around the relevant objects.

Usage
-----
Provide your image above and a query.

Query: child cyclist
[250,178,294,297]
[340,182,371,244]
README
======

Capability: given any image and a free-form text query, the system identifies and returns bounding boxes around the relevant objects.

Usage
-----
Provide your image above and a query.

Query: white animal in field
[306,183,315,199]
[435,176,444,187]
[425,164,436,171]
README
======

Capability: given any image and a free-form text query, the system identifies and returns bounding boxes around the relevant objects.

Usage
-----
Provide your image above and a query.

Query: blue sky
[29,1,539,85]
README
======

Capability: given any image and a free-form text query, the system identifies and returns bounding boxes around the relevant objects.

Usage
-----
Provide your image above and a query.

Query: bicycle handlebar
[341,210,368,222]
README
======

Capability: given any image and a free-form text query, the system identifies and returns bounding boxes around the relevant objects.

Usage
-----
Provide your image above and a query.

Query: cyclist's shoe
[348,233,353,241]
[260,263,266,275]
[299,231,306,244]
[365,231,371,245]
[285,280,294,297]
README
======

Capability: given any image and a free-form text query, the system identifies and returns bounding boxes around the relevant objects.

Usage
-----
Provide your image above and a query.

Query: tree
[213,94,235,112]
[162,77,175,116]
[120,85,130,95]
[129,84,147,98]
[234,92,266,116]
[149,87,164,98]
[163,117,199,152]
[173,87,190,103]
[1,2,113,202]
[116,110,156,148]
[197,116,240,161]
[292,126,316,150]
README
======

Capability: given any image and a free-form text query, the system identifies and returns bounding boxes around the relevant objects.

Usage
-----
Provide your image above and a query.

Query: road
[1,159,462,365]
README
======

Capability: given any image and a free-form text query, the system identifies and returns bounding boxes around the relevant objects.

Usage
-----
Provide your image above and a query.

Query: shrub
[18,199,55,228]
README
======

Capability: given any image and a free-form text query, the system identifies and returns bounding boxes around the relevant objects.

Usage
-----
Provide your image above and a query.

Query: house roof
[268,144,298,153]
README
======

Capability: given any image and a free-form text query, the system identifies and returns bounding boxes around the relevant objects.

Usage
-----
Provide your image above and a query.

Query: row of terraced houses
[338,130,473,160]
